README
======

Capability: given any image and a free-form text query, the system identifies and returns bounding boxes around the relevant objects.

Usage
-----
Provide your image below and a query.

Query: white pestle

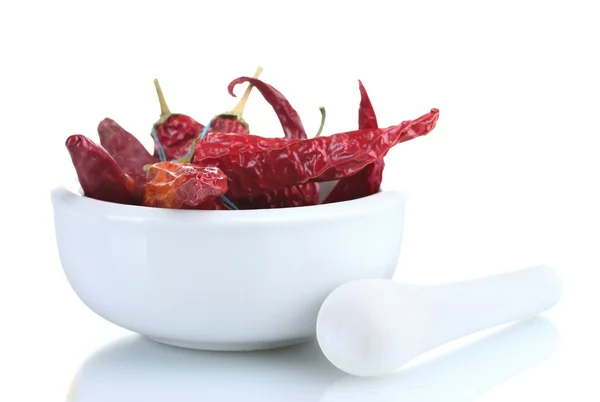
[316,265,562,377]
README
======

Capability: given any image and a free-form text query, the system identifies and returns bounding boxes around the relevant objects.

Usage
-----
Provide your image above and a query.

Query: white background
[1,0,598,400]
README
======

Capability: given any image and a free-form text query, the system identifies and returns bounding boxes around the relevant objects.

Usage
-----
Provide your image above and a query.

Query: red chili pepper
[208,67,264,136]
[323,80,383,204]
[193,109,439,198]
[209,117,249,135]
[198,133,300,156]
[142,162,228,209]
[357,80,378,130]
[322,161,384,204]
[200,133,319,208]
[97,118,158,199]
[228,76,308,140]
[65,135,137,205]
[218,71,324,208]
[195,69,320,209]
[232,183,320,209]
[152,79,204,161]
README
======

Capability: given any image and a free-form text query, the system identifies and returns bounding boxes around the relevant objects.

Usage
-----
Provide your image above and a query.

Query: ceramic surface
[51,184,407,350]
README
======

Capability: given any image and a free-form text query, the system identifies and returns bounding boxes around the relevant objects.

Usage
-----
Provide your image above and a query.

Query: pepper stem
[230,66,263,117]
[153,79,172,123]
[315,107,326,137]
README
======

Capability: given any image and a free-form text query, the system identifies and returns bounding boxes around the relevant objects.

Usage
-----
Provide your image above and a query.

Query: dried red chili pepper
[209,115,248,135]
[98,118,158,199]
[193,108,439,198]
[357,80,378,130]
[323,80,383,204]
[198,133,300,156]
[152,79,205,161]
[65,135,137,205]
[209,66,263,135]
[217,72,325,208]
[322,161,384,204]
[142,162,228,209]
[227,76,308,140]
[232,183,320,209]
[200,133,319,208]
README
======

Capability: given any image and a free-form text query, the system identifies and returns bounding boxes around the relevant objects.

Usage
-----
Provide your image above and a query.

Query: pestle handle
[316,265,562,377]
[424,265,562,349]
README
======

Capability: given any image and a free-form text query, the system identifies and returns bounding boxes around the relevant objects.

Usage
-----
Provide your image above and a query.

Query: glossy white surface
[69,318,557,401]
[51,184,407,350]
[317,266,562,376]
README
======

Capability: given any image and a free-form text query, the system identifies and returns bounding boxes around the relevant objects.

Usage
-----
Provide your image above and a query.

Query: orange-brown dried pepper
[142,162,228,209]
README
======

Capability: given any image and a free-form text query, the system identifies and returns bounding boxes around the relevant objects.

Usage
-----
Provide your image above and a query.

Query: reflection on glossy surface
[323,317,558,401]
[70,318,557,402]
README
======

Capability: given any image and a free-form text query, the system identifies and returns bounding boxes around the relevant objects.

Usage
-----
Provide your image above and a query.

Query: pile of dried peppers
[65,69,440,210]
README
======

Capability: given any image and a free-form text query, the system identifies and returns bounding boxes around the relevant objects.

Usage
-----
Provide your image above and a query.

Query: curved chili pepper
[193,109,439,198]
[218,72,322,208]
[98,118,158,199]
[152,79,205,161]
[65,135,137,205]
[323,80,384,204]
[142,162,228,209]
[228,77,308,140]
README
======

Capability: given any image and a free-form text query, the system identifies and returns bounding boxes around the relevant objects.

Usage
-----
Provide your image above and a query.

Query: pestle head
[316,279,428,377]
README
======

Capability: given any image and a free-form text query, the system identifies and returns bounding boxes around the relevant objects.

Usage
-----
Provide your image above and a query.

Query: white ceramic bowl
[51,183,407,351]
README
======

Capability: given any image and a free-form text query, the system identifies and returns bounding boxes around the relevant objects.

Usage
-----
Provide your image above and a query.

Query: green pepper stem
[315,107,326,137]
[153,79,172,123]
[230,66,263,117]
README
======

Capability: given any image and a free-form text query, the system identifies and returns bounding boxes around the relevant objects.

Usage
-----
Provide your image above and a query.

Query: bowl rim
[51,180,407,223]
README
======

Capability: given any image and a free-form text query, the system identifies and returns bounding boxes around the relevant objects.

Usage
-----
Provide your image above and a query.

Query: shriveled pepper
[193,109,439,198]
[232,183,320,209]
[220,73,322,208]
[227,76,308,140]
[323,80,383,204]
[209,66,263,135]
[209,114,248,136]
[98,118,158,199]
[152,79,205,161]
[142,162,228,209]
[200,133,320,208]
[65,135,137,205]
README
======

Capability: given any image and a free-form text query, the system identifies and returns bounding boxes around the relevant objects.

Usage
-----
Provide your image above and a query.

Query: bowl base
[147,335,313,351]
